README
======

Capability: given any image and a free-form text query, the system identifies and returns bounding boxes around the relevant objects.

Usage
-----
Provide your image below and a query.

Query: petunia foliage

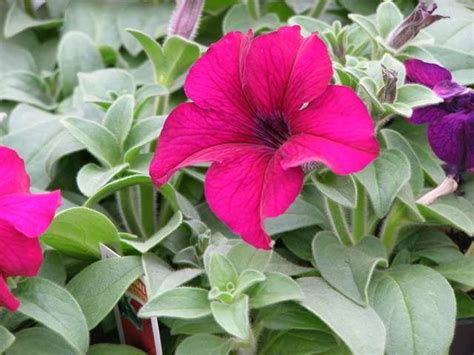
[0,0,473,354]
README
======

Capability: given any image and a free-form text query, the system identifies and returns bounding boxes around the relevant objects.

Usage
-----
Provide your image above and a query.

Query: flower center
[254,112,291,149]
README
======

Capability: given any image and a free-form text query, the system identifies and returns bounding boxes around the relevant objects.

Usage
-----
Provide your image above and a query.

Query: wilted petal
[427,112,473,169]
[242,26,332,116]
[0,146,30,195]
[185,32,253,119]
[0,276,20,312]
[0,191,61,238]
[205,147,303,249]
[150,103,258,186]
[281,86,378,174]
[411,105,448,124]
[405,59,451,88]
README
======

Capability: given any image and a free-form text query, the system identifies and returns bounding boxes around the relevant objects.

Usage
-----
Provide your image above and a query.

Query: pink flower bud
[168,0,204,40]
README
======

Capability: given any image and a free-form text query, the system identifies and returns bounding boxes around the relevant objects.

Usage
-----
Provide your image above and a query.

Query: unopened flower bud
[387,2,447,50]
[168,0,204,40]
[378,65,398,103]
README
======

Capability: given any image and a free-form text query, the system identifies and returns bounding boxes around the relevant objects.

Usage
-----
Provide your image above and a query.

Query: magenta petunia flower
[150,26,379,249]
[0,146,61,311]
[405,59,474,173]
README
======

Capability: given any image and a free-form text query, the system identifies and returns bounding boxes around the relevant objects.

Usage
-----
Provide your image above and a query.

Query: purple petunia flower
[405,59,474,173]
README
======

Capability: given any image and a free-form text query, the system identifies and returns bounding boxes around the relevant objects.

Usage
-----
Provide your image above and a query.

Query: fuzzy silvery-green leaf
[312,171,357,208]
[124,115,166,162]
[67,256,143,329]
[42,207,120,259]
[175,335,233,355]
[88,344,146,355]
[77,163,129,197]
[78,69,135,105]
[58,31,104,96]
[375,1,403,39]
[140,287,211,319]
[266,251,313,276]
[249,272,303,308]
[396,84,442,108]
[208,253,239,291]
[211,296,250,340]
[288,16,331,35]
[298,277,386,355]
[234,269,266,296]
[15,277,89,353]
[223,4,279,33]
[435,257,474,288]
[169,316,224,336]
[103,95,135,145]
[226,242,271,274]
[0,42,37,77]
[368,265,456,355]
[259,329,337,355]
[4,327,77,355]
[356,149,411,218]
[427,45,474,85]
[38,250,67,286]
[0,326,14,353]
[122,212,183,253]
[62,116,121,167]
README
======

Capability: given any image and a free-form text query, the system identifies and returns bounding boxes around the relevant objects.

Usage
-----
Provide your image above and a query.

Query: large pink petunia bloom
[150,26,379,249]
[0,146,61,311]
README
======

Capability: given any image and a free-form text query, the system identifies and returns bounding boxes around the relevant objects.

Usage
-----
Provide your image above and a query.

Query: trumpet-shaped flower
[0,146,61,311]
[150,26,379,249]
[405,59,474,173]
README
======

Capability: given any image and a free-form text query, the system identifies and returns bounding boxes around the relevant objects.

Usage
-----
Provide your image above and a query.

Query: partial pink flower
[150,26,379,249]
[0,146,61,311]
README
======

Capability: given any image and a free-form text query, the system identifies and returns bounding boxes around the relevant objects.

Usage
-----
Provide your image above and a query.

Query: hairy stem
[326,198,354,245]
[352,180,367,242]
[117,188,143,237]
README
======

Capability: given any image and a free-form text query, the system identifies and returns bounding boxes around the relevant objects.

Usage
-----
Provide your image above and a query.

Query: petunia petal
[242,26,332,116]
[0,276,20,311]
[428,112,474,169]
[184,31,253,119]
[0,220,42,278]
[150,103,260,186]
[433,80,468,99]
[205,147,303,249]
[405,59,452,88]
[0,146,30,196]
[281,85,378,174]
[0,190,61,238]
[411,105,448,124]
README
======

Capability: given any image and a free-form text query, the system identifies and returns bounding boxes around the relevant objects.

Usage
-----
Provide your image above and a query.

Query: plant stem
[158,173,183,228]
[156,95,168,116]
[139,184,156,238]
[117,188,143,237]
[325,198,354,245]
[352,180,366,242]
[309,0,328,18]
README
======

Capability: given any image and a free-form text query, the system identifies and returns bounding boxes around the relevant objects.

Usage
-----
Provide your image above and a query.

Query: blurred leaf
[175,335,233,355]
[5,327,76,355]
[223,4,279,33]
[0,326,14,353]
[88,344,146,355]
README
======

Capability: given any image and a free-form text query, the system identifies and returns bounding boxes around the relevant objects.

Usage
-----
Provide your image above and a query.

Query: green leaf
[67,256,143,329]
[42,207,120,260]
[381,129,425,195]
[376,1,403,39]
[260,329,337,355]
[124,115,165,161]
[175,335,233,355]
[266,251,312,276]
[38,249,67,286]
[298,277,386,355]
[169,316,224,336]
[226,241,271,274]
[15,277,89,353]
[456,291,474,319]
[77,163,129,197]
[127,30,200,87]
[103,95,135,145]
[397,84,442,108]
[122,211,183,253]
[249,272,303,308]
[435,257,474,288]
[211,296,250,340]
[62,117,121,167]
[0,42,37,76]
[223,4,279,33]
[58,31,104,96]
[208,253,239,291]
[140,287,211,319]
[312,172,356,208]
[4,1,62,38]
[341,0,380,15]
[258,302,331,333]
[79,69,135,105]
[356,149,411,218]
[0,71,54,110]
[313,233,387,305]
[288,16,331,36]
[88,344,146,355]
[368,265,456,355]
[234,269,266,296]
[427,45,474,85]
[0,325,14,353]
[5,327,76,355]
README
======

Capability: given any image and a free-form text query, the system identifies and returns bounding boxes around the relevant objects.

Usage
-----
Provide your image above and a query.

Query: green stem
[158,173,183,228]
[139,184,156,238]
[156,95,168,116]
[326,198,354,245]
[23,0,34,16]
[380,205,404,254]
[308,0,328,18]
[117,188,143,237]
[352,180,366,242]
